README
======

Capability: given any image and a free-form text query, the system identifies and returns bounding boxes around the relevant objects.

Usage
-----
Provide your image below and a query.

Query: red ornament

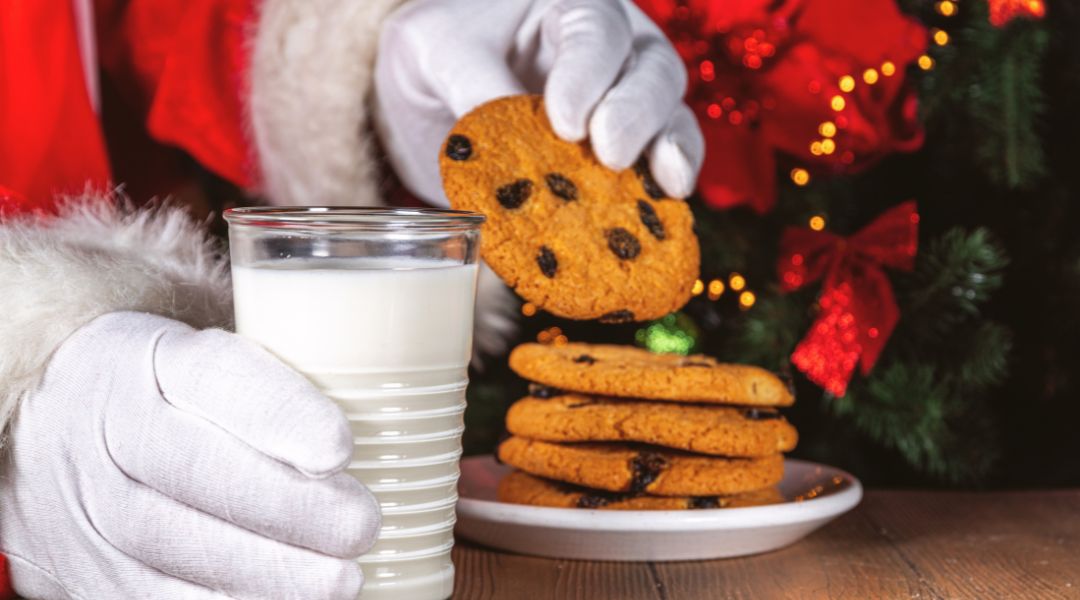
[635,0,927,213]
[778,201,919,396]
[988,0,1046,27]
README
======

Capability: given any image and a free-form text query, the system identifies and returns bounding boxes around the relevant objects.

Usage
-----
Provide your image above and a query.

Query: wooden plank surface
[452,490,1080,599]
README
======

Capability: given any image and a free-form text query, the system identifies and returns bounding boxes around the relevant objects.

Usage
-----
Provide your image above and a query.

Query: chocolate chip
[605,227,641,260]
[528,383,566,399]
[537,246,557,278]
[634,158,665,200]
[576,494,610,509]
[598,310,636,324]
[629,451,668,493]
[545,173,578,201]
[572,354,596,364]
[445,134,473,161]
[637,200,666,240]
[689,497,721,509]
[496,179,533,209]
[743,408,782,421]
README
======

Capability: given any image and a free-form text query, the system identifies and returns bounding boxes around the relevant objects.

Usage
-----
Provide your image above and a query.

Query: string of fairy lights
[524,1,968,341]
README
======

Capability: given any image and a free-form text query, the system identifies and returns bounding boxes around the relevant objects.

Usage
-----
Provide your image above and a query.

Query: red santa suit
[0,0,409,595]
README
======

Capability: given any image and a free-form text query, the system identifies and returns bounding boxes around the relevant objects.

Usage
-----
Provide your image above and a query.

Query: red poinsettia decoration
[636,0,927,213]
[988,0,1046,27]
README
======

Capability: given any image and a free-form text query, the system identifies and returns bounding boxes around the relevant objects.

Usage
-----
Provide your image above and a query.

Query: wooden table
[451,490,1080,599]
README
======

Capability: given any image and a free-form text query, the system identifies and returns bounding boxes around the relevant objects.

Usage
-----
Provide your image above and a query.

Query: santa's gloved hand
[375,0,704,206]
[0,312,379,600]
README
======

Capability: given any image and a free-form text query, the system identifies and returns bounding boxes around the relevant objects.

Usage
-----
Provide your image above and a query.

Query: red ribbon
[777,201,919,396]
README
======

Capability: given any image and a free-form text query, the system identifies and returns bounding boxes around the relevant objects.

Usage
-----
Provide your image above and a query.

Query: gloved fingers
[646,103,705,199]
[588,36,687,171]
[542,0,633,141]
[380,0,528,117]
[436,49,528,118]
[5,553,229,600]
[94,482,364,600]
[105,396,380,558]
[153,327,353,478]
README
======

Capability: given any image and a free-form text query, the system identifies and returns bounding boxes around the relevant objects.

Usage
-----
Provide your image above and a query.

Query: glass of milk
[225,207,484,600]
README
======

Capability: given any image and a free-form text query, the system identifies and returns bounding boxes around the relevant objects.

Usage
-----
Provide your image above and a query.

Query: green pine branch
[832,227,1010,482]
[918,1,1049,188]
[897,227,1008,346]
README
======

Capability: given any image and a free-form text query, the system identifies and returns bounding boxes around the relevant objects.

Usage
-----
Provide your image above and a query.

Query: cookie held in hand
[439,95,700,322]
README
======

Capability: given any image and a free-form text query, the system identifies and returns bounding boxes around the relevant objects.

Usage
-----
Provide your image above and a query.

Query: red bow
[778,201,919,396]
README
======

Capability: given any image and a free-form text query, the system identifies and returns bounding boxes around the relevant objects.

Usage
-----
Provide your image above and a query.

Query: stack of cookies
[438,95,796,510]
[496,342,797,510]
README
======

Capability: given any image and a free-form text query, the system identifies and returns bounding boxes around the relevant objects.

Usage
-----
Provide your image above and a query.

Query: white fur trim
[0,197,232,443]
[249,0,408,207]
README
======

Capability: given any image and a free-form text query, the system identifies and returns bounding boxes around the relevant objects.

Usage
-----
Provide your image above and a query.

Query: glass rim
[223,206,485,231]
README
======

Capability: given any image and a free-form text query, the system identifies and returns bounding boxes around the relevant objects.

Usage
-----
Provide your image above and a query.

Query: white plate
[455,456,861,561]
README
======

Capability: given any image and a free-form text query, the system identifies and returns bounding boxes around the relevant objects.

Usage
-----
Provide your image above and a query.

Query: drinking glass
[225,207,484,600]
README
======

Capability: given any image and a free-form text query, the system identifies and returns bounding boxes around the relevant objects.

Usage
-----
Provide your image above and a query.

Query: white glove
[0,312,380,600]
[375,0,705,206]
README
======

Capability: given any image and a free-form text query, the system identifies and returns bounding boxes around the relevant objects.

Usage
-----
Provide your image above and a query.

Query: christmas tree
[466,0,1077,487]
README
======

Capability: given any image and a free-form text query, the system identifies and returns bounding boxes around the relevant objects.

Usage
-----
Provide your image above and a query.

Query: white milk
[233,258,478,600]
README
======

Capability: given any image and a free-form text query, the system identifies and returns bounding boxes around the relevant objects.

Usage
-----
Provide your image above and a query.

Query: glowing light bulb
[933,29,950,46]
[790,168,810,186]
[830,95,846,111]
[739,291,757,308]
[810,141,824,156]
[708,279,725,296]
[819,121,837,137]
[691,279,705,296]
[820,139,836,155]
[809,215,826,231]
[918,55,934,70]
[936,0,956,16]
[838,76,855,93]
[521,302,537,317]
[863,68,879,85]
[881,61,897,77]
[729,273,746,291]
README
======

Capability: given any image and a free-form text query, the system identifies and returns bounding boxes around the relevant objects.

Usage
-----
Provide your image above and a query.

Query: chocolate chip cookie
[506,394,797,457]
[497,436,784,496]
[439,95,700,322]
[497,470,783,510]
[509,342,795,406]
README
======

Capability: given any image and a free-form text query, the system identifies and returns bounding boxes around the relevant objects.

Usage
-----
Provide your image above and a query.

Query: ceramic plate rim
[457,456,863,532]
